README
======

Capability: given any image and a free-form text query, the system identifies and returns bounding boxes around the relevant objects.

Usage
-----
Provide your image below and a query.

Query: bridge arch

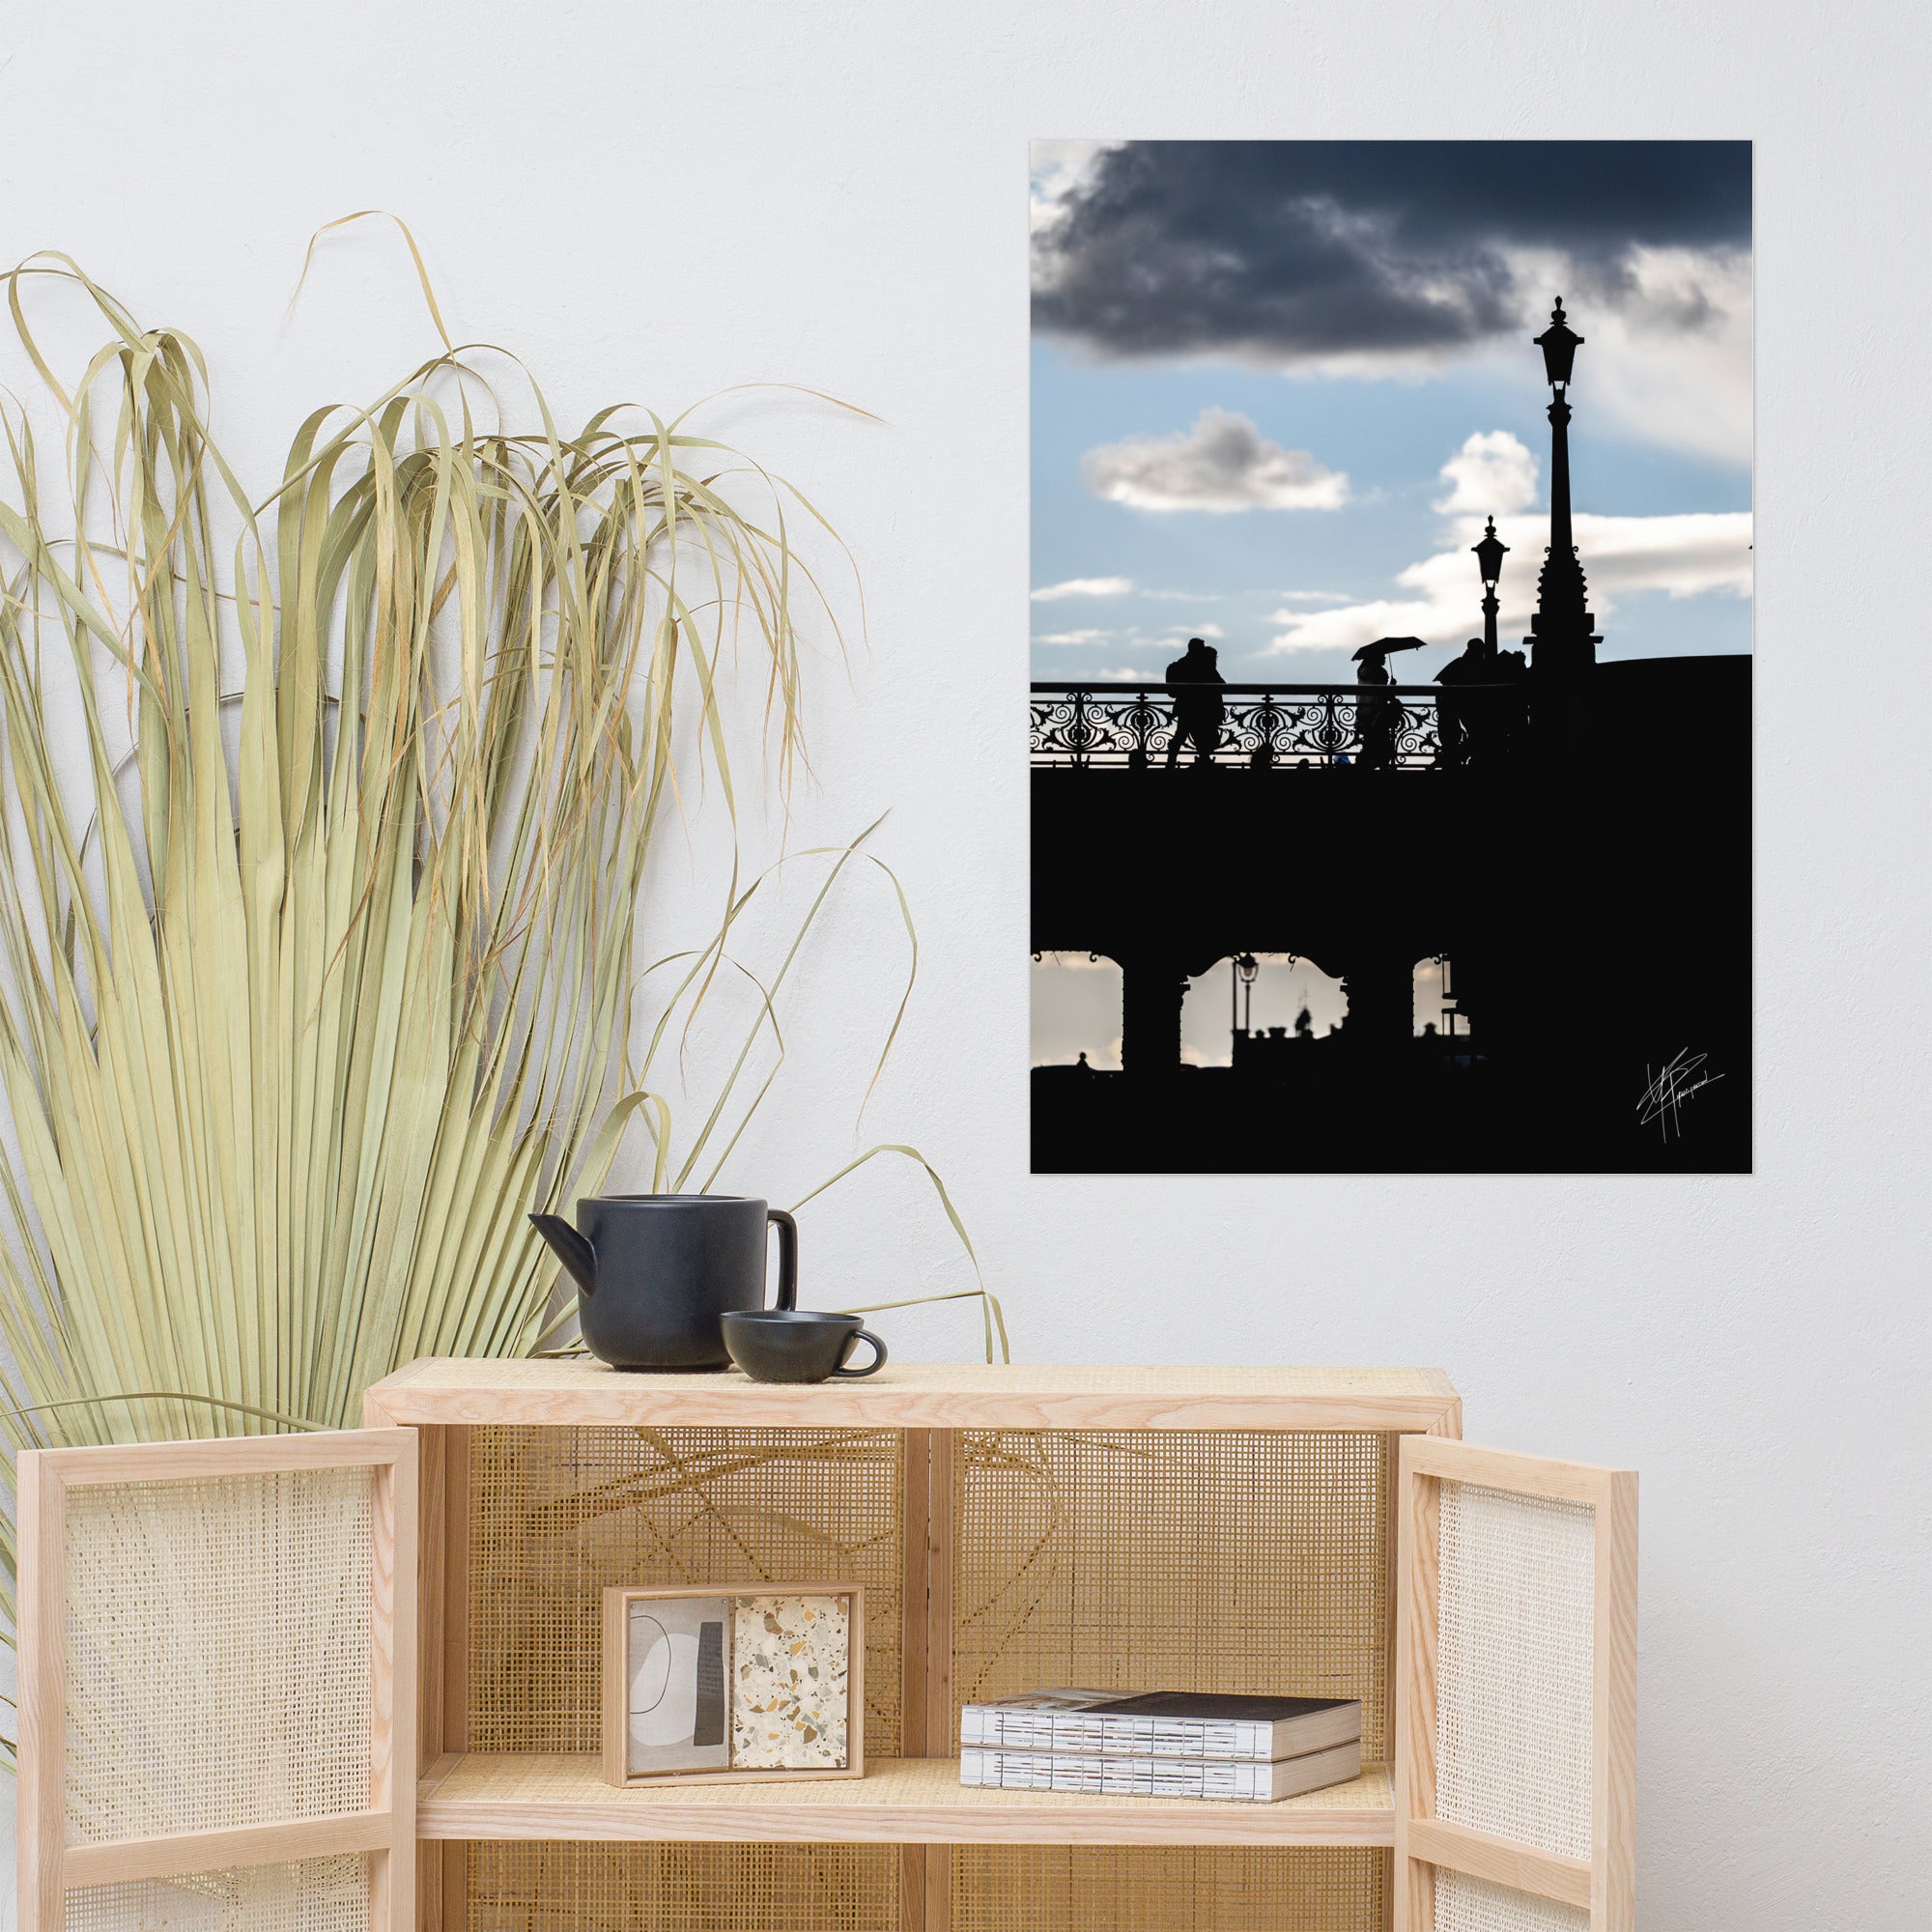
[1030,950,1122,1070]
[1413,954,1467,1038]
[1179,952,1349,1066]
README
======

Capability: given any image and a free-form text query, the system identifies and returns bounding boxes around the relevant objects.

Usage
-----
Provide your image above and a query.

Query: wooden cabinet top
[364,1358,1461,1433]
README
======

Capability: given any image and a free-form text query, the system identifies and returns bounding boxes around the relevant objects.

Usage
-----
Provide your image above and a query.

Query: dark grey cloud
[1034,141,1751,362]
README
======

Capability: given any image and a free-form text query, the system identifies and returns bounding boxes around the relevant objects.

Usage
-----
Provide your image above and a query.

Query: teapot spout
[529,1213,598,1296]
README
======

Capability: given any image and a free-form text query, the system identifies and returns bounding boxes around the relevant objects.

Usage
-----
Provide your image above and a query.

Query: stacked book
[958,1688,1362,1804]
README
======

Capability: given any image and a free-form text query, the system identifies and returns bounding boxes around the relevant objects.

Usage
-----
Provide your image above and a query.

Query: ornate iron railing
[1030,681,1522,771]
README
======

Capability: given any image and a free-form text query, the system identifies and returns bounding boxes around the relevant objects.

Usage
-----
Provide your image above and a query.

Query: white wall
[4,2,1928,1925]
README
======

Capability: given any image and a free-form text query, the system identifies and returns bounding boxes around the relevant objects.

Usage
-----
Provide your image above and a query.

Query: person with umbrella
[1351,636,1429,769]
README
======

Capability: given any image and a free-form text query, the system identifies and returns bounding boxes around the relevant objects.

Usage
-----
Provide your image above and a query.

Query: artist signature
[1636,1050,1725,1140]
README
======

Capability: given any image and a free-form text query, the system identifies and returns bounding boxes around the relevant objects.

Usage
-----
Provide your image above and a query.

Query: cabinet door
[16,1429,417,1932]
[1394,1437,1636,1932]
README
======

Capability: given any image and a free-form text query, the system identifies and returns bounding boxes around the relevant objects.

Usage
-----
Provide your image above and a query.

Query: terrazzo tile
[729,1593,850,1770]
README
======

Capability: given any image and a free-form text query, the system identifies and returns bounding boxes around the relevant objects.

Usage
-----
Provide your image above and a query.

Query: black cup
[721,1310,888,1383]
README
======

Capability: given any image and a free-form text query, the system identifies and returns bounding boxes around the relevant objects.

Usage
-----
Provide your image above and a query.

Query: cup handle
[767,1208,798,1311]
[832,1328,887,1378]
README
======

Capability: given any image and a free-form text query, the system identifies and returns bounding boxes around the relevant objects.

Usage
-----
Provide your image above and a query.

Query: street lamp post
[1230,952,1260,1055]
[1526,298,1602,677]
[1473,515,1509,660]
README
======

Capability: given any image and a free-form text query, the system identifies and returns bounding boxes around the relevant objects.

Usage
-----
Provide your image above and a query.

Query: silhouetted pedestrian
[1354,651,1400,770]
[1164,638,1226,768]
[1435,637,1492,766]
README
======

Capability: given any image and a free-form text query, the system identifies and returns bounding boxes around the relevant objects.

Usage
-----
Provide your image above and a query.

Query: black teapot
[529,1194,798,1371]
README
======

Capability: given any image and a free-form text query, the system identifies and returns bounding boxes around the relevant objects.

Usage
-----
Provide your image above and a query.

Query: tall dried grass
[0,233,998,1763]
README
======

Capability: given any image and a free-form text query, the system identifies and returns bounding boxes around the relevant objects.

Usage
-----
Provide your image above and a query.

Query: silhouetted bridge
[1030,659,1751,1171]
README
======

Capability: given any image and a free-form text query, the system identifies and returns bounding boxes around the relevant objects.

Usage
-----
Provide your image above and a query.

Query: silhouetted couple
[1165,638,1225,767]
[1435,637,1528,767]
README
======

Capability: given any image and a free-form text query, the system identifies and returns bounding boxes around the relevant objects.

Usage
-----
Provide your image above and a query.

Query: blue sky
[1030,141,1752,691]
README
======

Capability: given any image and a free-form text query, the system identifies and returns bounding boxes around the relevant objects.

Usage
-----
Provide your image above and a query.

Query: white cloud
[1483,247,1752,468]
[1118,628,1230,668]
[1266,599,1446,653]
[1087,667,1163,683]
[1565,248,1751,468]
[1254,248,1749,469]
[1032,576,1134,601]
[1031,628,1113,646]
[1435,430,1539,515]
[1265,430,1750,654]
[1083,409,1350,513]
[1268,509,1751,653]
[1140,588,1227,602]
[1275,589,1355,606]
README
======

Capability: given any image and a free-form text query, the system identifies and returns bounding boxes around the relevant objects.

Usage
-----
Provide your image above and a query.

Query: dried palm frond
[0,240,999,1767]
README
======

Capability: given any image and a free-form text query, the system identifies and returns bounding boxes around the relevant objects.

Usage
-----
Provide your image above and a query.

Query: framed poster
[601,1584,865,1787]
[1030,140,1751,1173]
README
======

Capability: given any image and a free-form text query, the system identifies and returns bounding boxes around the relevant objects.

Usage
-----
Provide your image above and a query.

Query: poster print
[1029,141,1751,1173]
[626,1594,731,1776]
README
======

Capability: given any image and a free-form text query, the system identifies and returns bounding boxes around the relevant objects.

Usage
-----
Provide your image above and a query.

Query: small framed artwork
[601,1583,865,1787]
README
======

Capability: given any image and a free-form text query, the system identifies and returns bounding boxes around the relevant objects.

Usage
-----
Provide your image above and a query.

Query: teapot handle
[767,1208,798,1311]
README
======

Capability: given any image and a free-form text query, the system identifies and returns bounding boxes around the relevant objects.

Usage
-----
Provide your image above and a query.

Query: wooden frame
[394,1422,469,1932]
[15,1428,417,1932]
[1394,1436,1637,1932]
[600,1582,866,1787]
[899,1426,955,1932]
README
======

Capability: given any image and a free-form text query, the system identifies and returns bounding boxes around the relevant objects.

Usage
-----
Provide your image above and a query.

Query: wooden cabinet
[16,1363,1634,1932]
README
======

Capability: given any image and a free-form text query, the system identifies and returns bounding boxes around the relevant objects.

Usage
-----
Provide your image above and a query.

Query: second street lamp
[1473,515,1509,657]
[1231,952,1260,1049]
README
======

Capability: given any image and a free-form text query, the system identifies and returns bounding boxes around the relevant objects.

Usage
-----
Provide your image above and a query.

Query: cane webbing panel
[953,1846,1387,1931]
[62,1469,375,1842]
[468,1426,902,1756]
[63,1855,370,1932]
[466,1841,897,1932]
[1434,1870,1590,1932]
[953,1430,1392,1758]
[1435,1481,1595,1861]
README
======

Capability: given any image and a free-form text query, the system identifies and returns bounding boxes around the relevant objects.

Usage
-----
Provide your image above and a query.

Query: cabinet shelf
[367,1356,1463,1434]
[415,1752,1395,1848]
